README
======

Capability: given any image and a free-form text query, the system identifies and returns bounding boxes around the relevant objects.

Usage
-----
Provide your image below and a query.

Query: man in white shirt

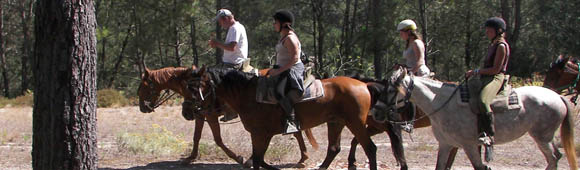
[209,9,248,69]
[208,9,248,122]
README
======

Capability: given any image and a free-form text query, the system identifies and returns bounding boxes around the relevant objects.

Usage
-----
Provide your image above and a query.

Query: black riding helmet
[273,9,294,31]
[484,17,506,34]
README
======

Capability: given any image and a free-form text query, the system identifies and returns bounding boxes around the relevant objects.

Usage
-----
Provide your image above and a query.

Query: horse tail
[304,128,319,150]
[559,96,578,170]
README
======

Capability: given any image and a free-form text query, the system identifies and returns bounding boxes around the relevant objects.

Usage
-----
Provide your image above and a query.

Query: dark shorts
[273,63,305,98]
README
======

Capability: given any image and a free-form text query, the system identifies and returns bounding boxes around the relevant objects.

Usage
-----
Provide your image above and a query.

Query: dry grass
[1,106,579,170]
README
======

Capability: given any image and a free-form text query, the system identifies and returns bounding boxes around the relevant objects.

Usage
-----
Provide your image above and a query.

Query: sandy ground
[1,106,579,170]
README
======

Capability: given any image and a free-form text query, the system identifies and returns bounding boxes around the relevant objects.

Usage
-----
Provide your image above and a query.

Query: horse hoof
[179,156,195,165]
[348,165,357,170]
[235,156,244,165]
[294,163,306,168]
[243,159,253,168]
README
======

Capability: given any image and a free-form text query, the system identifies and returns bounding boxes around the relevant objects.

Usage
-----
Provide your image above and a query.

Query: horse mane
[148,67,191,84]
[204,67,257,90]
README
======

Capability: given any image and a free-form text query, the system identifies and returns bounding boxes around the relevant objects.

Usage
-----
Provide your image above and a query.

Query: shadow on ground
[99,160,306,170]
[99,161,243,170]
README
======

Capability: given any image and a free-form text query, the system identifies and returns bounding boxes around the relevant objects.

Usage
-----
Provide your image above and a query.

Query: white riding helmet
[397,19,417,31]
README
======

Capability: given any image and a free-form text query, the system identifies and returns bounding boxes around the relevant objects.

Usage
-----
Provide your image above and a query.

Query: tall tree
[20,0,33,95]
[0,0,7,98]
[32,0,98,169]
[214,0,223,64]
[371,0,383,79]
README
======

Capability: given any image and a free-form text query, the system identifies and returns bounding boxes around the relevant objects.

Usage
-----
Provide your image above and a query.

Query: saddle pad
[256,78,324,104]
[457,84,521,112]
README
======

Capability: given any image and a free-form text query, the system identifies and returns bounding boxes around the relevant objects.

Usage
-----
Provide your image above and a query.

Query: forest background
[0,0,578,102]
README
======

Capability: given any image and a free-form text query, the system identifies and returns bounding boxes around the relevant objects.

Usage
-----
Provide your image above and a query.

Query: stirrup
[283,120,300,135]
[401,123,414,133]
[478,133,494,146]
[219,113,238,122]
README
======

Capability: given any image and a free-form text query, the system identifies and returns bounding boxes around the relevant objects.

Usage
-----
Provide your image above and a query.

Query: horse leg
[182,117,205,164]
[444,147,459,170]
[348,124,383,170]
[529,133,560,170]
[206,114,245,166]
[346,122,378,170]
[319,121,345,169]
[384,122,408,170]
[462,145,489,170]
[251,133,278,170]
[435,143,458,170]
[292,132,308,166]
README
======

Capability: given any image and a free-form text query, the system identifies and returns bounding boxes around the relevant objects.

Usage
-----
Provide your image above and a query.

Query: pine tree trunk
[0,0,7,98]
[20,0,33,95]
[214,0,223,64]
[32,0,98,169]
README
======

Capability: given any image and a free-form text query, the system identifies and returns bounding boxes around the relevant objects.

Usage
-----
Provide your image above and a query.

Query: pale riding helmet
[397,19,417,31]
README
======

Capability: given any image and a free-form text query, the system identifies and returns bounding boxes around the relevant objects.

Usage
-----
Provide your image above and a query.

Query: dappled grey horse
[386,65,577,170]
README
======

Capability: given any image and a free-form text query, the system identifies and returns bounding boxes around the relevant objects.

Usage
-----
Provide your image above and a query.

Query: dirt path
[1,106,578,169]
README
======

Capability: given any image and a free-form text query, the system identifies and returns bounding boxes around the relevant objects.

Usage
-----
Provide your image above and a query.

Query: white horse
[386,65,577,170]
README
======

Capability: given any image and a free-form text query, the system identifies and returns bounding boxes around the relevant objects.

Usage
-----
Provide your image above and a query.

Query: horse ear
[142,68,150,80]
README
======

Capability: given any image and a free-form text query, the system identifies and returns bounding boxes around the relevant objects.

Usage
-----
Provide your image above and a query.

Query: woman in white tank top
[266,10,304,134]
[397,19,430,77]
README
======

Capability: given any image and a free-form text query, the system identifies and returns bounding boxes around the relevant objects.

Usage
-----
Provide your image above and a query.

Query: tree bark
[371,0,383,79]
[214,0,223,65]
[0,0,7,98]
[172,0,181,66]
[32,0,98,169]
[20,0,33,95]
[464,1,473,67]
[191,15,199,66]
[418,0,428,63]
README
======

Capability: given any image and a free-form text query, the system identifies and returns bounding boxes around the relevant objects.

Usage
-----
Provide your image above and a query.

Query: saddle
[256,74,324,104]
[241,58,259,75]
[458,75,521,114]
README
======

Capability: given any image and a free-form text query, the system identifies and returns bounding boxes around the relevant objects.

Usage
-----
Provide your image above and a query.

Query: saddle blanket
[256,78,324,104]
[458,84,521,112]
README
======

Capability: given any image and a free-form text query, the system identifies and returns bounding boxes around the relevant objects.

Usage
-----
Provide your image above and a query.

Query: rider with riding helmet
[397,19,430,77]
[265,10,305,135]
[465,17,511,148]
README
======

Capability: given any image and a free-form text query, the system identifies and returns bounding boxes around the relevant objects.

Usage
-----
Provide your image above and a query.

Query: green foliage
[2,0,580,96]
[116,124,189,156]
[97,89,130,108]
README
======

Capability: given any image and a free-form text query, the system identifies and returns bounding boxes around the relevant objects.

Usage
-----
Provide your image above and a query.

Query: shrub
[116,124,189,156]
[0,92,34,108]
[97,89,129,108]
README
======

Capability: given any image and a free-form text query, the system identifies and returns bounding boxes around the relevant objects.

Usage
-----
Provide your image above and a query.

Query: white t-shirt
[222,21,248,65]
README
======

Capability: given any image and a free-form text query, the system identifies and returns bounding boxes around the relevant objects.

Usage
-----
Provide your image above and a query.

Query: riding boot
[478,112,495,145]
[279,97,300,135]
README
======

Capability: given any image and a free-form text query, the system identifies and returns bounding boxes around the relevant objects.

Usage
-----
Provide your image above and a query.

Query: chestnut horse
[187,66,378,170]
[544,55,580,94]
[347,79,457,170]
[137,66,317,167]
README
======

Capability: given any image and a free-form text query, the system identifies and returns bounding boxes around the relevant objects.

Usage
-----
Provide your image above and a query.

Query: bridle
[187,73,219,114]
[383,67,461,125]
[547,61,580,93]
[140,78,176,111]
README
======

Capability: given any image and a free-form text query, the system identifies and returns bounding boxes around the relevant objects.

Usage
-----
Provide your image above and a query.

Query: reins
[382,73,466,125]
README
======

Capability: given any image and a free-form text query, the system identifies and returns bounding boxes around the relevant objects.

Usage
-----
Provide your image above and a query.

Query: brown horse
[137,66,317,167]
[347,79,457,170]
[187,66,378,170]
[544,55,580,94]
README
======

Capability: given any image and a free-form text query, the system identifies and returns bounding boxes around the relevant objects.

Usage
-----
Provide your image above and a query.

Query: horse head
[186,66,218,117]
[389,64,410,95]
[544,55,579,93]
[138,67,161,113]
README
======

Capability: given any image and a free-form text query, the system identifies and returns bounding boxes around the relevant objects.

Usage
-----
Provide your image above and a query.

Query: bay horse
[544,55,580,94]
[386,65,577,170]
[137,66,317,167]
[187,66,378,170]
[347,79,457,170]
